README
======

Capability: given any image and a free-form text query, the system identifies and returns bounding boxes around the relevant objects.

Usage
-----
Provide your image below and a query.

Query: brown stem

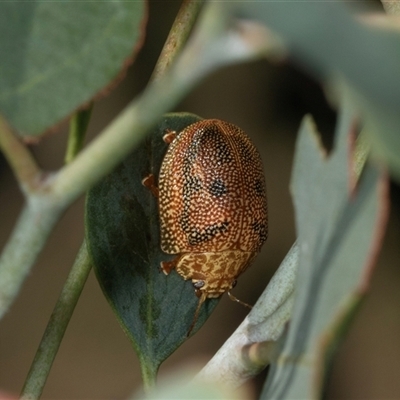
[151,0,205,81]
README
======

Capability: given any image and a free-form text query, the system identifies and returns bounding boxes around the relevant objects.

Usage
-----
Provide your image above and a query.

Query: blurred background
[1,1,400,399]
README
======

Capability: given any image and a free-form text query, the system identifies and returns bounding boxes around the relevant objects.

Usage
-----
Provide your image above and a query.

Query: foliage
[0,1,397,399]
[0,1,145,137]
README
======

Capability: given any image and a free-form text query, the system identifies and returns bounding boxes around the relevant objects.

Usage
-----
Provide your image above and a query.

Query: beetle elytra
[143,119,268,335]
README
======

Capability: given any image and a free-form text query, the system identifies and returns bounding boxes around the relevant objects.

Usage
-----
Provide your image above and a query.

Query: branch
[0,195,63,319]
[0,115,41,192]
[20,242,91,400]
[151,0,205,81]
[196,242,299,388]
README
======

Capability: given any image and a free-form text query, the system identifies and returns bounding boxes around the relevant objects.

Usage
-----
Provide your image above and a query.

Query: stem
[151,0,205,81]
[0,195,63,320]
[51,88,158,204]
[0,115,41,192]
[140,361,158,395]
[65,104,93,164]
[20,242,92,400]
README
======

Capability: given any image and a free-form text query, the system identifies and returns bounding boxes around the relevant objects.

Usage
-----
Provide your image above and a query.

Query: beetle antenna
[227,291,252,309]
[187,292,207,337]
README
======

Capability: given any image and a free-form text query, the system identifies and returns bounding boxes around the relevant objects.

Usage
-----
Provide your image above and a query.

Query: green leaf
[240,2,400,181]
[85,113,219,386]
[261,102,389,398]
[0,0,146,137]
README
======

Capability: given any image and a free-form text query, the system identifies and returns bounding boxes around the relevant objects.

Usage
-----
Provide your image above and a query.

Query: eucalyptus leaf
[0,0,145,137]
[85,113,219,385]
[240,2,400,181]
[261,103,389,398]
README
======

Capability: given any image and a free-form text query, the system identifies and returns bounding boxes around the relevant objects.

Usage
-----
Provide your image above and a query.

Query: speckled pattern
[176,251,256,297]
[158,119,268,297]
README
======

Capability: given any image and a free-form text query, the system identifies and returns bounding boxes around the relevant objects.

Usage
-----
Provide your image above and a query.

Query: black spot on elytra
[188,221,229,245]
[180,175,203,233]
[254,178,265,196]
[209,179,227,197]
[180,213,190,232]
[252,221,268,245]
[184,175,202,193]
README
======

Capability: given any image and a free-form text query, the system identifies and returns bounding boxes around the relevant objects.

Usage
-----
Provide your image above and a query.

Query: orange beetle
[145,119,268,335]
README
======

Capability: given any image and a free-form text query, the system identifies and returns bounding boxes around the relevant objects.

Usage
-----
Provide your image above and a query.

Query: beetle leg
[142,174,159,197]
[187,291,207,337]
[160,257,179,275]
[162,129,177,144]
[227,291,252,309]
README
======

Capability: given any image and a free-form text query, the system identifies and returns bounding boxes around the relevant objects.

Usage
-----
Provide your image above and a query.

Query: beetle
[143,119,268,335]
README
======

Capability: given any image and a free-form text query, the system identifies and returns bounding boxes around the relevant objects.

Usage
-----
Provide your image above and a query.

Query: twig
[0,195,62,319]
[151,0,205,81]
[20,242,92,400]
[0,115,41,192]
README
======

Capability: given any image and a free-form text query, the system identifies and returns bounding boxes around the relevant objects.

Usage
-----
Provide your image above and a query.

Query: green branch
[0,196,63,319]
[151,0,205,81]
[20,242,92,400]
[0,115,41,192]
